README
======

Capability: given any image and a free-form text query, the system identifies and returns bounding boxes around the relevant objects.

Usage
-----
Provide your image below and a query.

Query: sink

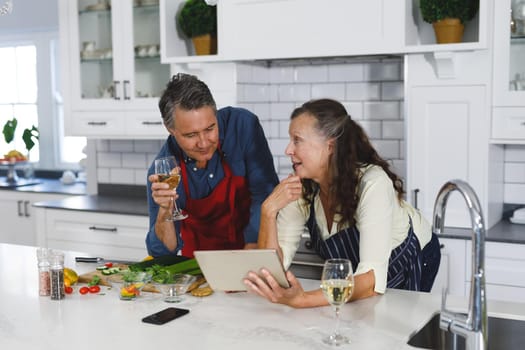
[407,312,525,349]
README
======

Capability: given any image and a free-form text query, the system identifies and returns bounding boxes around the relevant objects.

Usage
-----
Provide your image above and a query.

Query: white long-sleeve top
[276,164,432,294]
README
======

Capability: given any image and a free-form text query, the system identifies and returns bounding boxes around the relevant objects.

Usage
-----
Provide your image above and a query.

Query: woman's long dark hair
[292,99,404,230]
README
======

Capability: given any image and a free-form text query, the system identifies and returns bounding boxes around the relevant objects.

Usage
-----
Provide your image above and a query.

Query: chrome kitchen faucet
[432,179,488,350]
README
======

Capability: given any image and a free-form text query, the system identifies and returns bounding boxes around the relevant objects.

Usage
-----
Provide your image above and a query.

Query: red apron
[179,151,251,258]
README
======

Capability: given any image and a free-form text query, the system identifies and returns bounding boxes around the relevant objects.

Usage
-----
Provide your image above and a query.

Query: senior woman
[244,98,440,308]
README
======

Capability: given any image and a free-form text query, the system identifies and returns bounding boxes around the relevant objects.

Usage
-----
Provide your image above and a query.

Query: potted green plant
[420,0,479,44]
[177,0,217,55]
[2,117,39,161]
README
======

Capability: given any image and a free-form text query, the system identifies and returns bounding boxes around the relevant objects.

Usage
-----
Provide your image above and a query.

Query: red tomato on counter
[79,286,89,295]
[89,285,101,293]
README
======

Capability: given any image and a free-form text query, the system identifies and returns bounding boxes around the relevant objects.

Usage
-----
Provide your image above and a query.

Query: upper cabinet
[491,0,525,144]
[59,0,170,138]
[161,0,488,63]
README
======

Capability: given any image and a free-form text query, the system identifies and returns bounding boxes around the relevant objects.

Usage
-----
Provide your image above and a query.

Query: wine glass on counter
[320,258,354,346]
[154,156,188,221]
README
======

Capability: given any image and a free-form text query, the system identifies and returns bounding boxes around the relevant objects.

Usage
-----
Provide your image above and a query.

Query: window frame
[0,30,85,172]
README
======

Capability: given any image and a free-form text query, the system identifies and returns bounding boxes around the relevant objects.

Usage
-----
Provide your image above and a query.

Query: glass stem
[333,306,341,337]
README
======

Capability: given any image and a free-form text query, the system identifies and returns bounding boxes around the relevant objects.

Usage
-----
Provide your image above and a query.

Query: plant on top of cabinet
[420,0,479,44]
[177,0,217,55]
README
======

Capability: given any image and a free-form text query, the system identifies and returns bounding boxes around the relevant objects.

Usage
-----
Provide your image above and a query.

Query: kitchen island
[1,243,525,349]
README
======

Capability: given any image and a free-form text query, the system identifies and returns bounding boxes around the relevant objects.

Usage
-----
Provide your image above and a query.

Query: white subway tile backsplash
[278,84,311,102]
[357,121,382,139]
[110,168,135,185]
[269,139,289,157]
[270,66,295,84]
[243,84,271,102]
[270,102,296,120]
[344,102,364,120]
[381,81,404,100]
[95,57,411,192]
[96,139,109,151]
[392,159,406,180]
[122,152,147,169]
[346,82,380,101]
[134,140,163,153]
[382,121,404,139]
[372,140,400,159]
[328,64,364,82]
[252,103,271,121]
[505,163,525,183]
[252,65,270,83]
[134,168,148,186]
[97,168,110,183]
[364,101,400,120]
[236,63,253,83]
[109,140,134,152]
[365,61,401,81]
[97,152,121,168]
[311,83,346,100]
[294,65,328,83]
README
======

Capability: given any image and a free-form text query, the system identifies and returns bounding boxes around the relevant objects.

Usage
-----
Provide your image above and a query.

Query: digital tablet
[194,249,290,291]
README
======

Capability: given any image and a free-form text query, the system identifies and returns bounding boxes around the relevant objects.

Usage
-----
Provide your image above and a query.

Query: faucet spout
[432,179,488,350]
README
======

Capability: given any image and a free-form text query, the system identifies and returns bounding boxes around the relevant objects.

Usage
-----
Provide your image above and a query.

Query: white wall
[0,0,58,34]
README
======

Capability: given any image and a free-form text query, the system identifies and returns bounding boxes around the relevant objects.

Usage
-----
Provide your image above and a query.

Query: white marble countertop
[1,243,525,350]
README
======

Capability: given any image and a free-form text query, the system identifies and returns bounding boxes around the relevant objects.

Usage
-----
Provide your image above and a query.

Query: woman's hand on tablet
[244,269,305,308]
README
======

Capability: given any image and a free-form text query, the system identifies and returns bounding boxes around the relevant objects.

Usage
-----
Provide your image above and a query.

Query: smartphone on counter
[142,307,190,325]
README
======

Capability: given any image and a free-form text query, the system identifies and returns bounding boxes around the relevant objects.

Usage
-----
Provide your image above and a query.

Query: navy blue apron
[306,201,440,292]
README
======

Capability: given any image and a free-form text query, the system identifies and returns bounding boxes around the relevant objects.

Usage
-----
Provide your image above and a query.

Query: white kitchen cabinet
[406,81,503,229]
[493,0,525,107]
[59,0,170,138]
[34,208,149,261]
[219,0,405,61]
[491,0,525,143]
[466,241,525,302]
[0,191,73,246]
[431,237,467,297]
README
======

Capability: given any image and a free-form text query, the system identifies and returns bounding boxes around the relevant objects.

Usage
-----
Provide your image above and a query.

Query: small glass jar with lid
[49,251,65,300]
[36,248,51,296]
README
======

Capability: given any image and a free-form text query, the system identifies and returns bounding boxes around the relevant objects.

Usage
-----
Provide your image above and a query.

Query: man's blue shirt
[146,106,279,256]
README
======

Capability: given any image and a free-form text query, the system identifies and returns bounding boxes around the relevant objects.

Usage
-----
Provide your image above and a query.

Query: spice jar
[36,248,50,296]
[49,251,65,300]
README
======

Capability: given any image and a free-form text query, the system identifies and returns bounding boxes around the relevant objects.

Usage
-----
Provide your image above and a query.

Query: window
[0,32,86,170]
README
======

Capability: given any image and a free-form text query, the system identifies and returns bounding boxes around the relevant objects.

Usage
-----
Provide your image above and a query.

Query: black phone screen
[142,307,190,325]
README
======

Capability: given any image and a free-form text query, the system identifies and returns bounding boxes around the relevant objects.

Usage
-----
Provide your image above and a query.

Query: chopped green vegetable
[88,275,101,286]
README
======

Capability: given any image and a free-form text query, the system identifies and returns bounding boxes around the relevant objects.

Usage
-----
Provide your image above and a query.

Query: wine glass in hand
[320,258,354,346]
[154,156,188,221]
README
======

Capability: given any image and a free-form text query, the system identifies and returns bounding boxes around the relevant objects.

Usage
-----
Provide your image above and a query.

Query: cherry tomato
[89,285,101,293]
[79,286,89,295]
[104,262,113,268]
[65,286,73,294]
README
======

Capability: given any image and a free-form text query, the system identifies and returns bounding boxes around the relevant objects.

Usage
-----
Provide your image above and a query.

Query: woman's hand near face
[149,173,177,210]
[262,175,302,217]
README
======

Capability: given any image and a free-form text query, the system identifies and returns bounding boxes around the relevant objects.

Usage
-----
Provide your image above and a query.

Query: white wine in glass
[320,258,354,346]
[154,156,188,221]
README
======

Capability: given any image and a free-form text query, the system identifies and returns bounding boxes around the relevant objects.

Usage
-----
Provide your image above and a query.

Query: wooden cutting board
[77,265,206,293]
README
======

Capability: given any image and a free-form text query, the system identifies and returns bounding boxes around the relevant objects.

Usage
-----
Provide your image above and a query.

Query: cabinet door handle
[24,200,30,217]
[17,200,23,217]
[413,188,420,209]
[142,121,162,126]
[89,226,117,232]
[113,81,121,100]
[123,80,130,100]
[87,121,107,126]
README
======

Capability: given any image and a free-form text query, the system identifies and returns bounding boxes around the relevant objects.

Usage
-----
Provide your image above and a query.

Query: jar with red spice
[36,248,50,296]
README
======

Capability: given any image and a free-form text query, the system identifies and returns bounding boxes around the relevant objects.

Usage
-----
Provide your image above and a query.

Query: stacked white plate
[510,207,525,224]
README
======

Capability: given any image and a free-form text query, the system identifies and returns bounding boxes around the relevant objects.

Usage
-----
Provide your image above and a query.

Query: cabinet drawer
[492,107,525,141]
[466,241,525,288]
[69,111,125,137]
[44,210,148,260]
[125,111,165,137]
